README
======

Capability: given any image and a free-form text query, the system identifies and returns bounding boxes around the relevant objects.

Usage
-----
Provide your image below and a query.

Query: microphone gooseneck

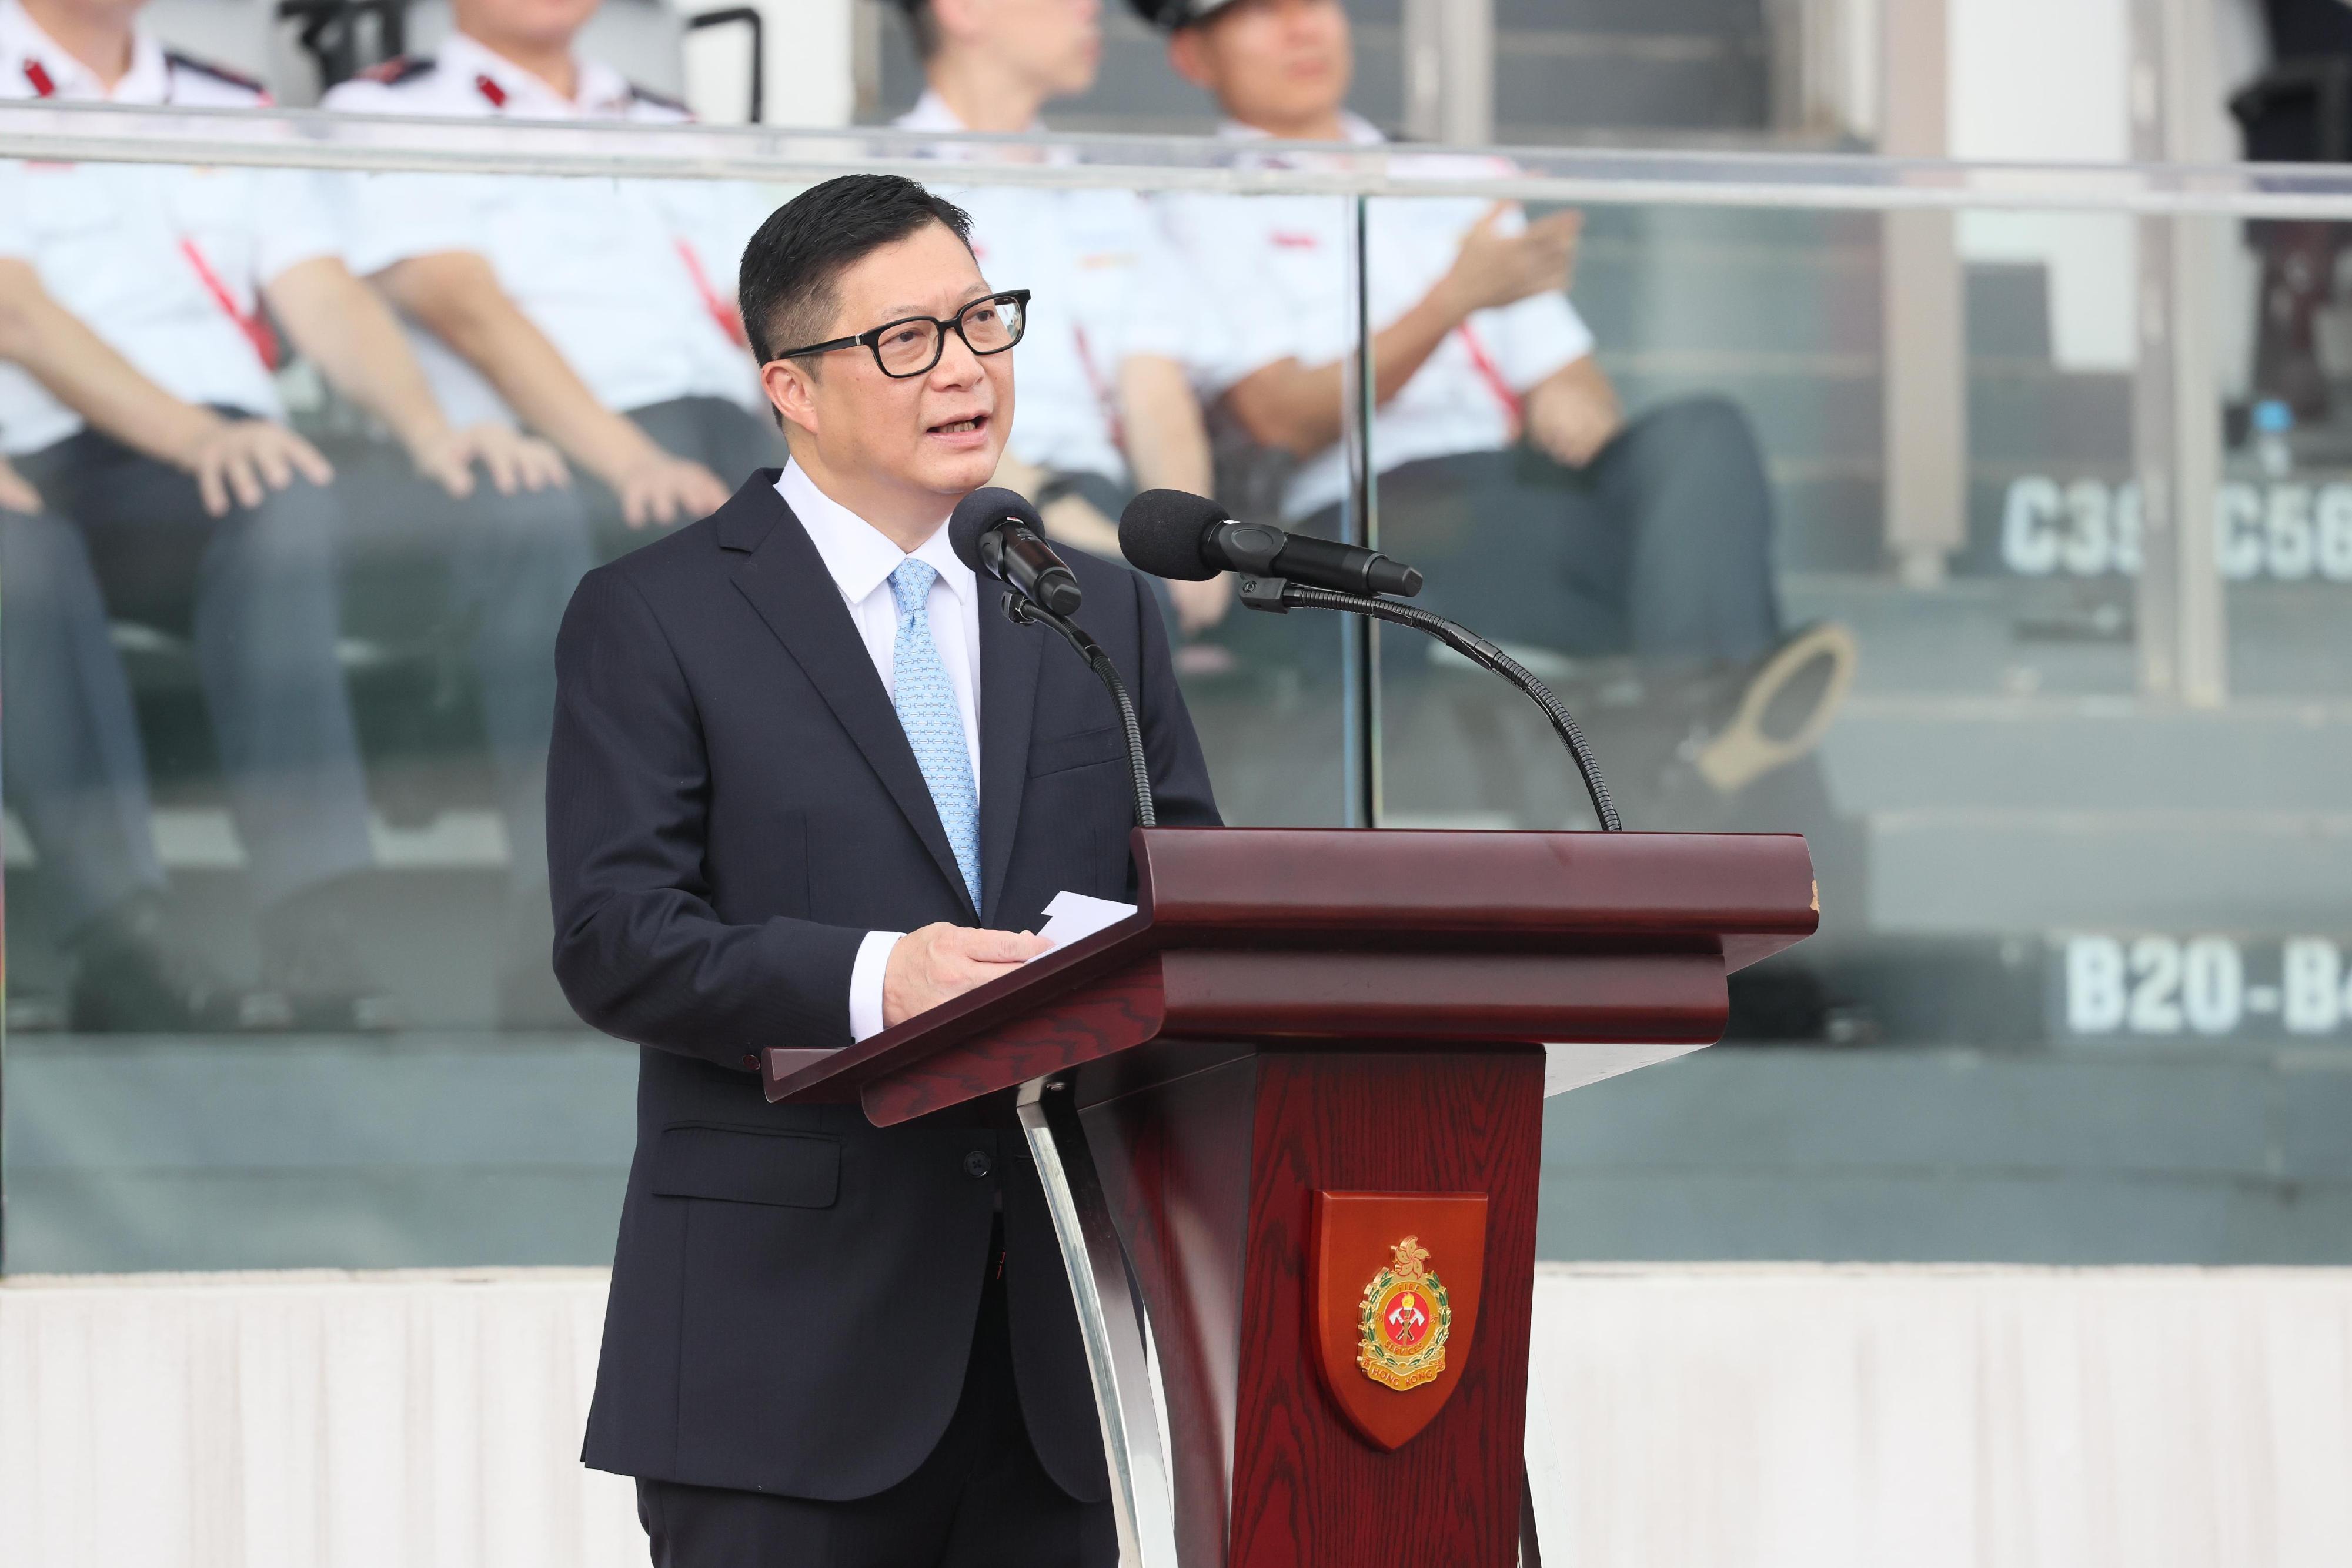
[951,487,1083,617]
[999,593,1156,829]
[1116,488,1617,831]
[1259,580,1621,832]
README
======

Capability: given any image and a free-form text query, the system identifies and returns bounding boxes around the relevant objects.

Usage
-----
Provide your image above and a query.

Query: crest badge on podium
[1311,1191,1489,1449]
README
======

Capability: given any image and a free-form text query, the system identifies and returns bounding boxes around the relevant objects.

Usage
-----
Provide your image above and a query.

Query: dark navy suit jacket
[550,472,1220,1500]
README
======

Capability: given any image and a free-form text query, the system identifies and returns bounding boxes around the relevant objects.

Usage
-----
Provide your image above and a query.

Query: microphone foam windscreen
[947,487,1045,576]
[1118,489,1228,581]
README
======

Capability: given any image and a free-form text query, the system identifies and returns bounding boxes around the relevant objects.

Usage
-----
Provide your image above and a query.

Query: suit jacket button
[742,1054,761,1072]
[964,1150,994,1179]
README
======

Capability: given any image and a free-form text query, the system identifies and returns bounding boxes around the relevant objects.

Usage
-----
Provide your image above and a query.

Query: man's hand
[178,415,335,517]
[881,922,1053,1028]
[613,451,732,530]
[1523,357,1623,470]
[0,453,40,514]
[1168,573,1234,634]
[410,422,570,499]
[1438,204,1582,319]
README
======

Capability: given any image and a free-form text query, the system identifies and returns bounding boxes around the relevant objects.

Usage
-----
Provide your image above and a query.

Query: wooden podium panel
[1083,1048,1545,1567]
[767,828,1818,1567]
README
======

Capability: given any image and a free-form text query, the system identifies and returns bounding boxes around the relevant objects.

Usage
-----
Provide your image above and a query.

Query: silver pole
[2130,0,2228,706]
[1017,1078,1180,1568]
[1402,0,1495,147]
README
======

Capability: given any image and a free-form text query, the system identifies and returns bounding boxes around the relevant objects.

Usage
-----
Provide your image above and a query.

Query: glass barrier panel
[1355,186,2352,1266]
[3,109,2349,1280]
[0,150,1348,1275]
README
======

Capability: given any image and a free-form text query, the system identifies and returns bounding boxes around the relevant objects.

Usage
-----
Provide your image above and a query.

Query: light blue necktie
[888,559,981,909]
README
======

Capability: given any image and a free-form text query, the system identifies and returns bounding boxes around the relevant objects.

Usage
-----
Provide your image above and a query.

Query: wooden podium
[766,828,1817,1568]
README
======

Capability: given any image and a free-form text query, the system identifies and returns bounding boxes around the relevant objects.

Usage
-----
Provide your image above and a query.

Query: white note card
[1027,891,1138,961]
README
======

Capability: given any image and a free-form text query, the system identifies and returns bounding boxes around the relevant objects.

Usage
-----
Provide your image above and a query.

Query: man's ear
[929,0,981,49]
[761,359,821,444]
[1167,28,1215,91]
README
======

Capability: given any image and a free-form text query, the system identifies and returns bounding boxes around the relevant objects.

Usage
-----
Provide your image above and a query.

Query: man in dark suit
[548,173,1220,1566]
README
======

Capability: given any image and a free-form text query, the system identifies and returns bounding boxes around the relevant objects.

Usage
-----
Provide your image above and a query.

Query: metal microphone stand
[1000,593,1158,828]
[1235,576,1623,833]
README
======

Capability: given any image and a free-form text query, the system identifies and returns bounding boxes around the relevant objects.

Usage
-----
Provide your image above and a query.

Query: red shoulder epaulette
[629,81,689,115]
[164,49,269,99]
[356,55,437,86]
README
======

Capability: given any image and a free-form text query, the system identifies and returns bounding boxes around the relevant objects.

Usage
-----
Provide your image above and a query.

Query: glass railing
[3,103,2348,1275]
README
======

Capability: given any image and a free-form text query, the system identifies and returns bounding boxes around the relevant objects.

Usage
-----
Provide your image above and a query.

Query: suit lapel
[976,581,1042,927]
[721,479,977,921]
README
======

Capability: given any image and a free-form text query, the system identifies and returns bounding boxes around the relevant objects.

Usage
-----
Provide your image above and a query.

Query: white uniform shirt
[1156,113,1597,520]
[773,460,981,1043]
[895,91,1208,487]
[0,0,337,454]
[323,33,765,426]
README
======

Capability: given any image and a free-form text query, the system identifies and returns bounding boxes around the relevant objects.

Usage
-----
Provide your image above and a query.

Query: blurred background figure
[2231,0,2352,421]
[1141,0,1855,829]
[0,0,593,1029]
[889,0,1232,648]
[323,0,781,559]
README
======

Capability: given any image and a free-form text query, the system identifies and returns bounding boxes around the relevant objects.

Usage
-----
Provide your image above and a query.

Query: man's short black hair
[893,0,940,60]
[737,174,974,368]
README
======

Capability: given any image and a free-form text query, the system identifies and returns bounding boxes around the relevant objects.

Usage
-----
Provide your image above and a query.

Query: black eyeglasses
[770,290,1031,379]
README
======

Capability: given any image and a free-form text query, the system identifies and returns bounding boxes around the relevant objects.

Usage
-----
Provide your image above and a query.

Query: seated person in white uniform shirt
[1140,0,1855,802]
[0,0,594,1029]
[889,0,1231,640]
[324,0,784,560]
[0,444,228,1031]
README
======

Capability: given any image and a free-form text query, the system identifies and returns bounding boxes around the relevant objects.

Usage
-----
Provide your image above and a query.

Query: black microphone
[948,487,1156,828]
[1117,488,1424,599]
[949,487,1084,617]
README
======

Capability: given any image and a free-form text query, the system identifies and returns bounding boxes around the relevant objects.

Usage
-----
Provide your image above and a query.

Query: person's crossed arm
[1223,203,1610,463]
[375,252,731,529]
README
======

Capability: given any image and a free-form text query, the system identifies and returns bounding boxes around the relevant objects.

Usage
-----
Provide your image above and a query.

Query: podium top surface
[764,827,1816,1112]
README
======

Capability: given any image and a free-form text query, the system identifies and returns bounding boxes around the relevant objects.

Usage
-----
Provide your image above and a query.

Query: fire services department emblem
[1312,1191,1486,1449]
[1357,1235,1452,1391]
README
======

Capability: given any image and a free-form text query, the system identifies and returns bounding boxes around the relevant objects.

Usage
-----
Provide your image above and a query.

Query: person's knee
[233,478,344,570]
[472,486,596,581]
[1619,395,1772,531]
[1635,393,1762,464]
[0,507,93,601]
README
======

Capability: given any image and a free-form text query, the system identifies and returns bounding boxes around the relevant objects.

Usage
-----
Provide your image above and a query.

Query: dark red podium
[766,828,1816,1568]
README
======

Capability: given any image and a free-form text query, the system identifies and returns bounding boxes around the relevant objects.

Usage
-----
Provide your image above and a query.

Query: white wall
[1940,0,2271,378]
[675,0,854,126]
[9,1263,2352,1567]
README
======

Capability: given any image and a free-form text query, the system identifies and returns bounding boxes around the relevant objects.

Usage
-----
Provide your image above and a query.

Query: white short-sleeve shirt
[322,34,767,426]
[1155,114,1596,520]
[895,91,1214,489]
[0,0,339,454]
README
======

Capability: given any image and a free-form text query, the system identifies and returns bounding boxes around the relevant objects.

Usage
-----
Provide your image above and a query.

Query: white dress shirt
[1154,113,1597,520]
[774,460,983,1042]
[0,0,338,453]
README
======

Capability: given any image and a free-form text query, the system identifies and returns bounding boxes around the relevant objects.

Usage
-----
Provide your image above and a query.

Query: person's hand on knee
[413,423,571,498]
[613,451,732,530]
[180,416,335,517]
